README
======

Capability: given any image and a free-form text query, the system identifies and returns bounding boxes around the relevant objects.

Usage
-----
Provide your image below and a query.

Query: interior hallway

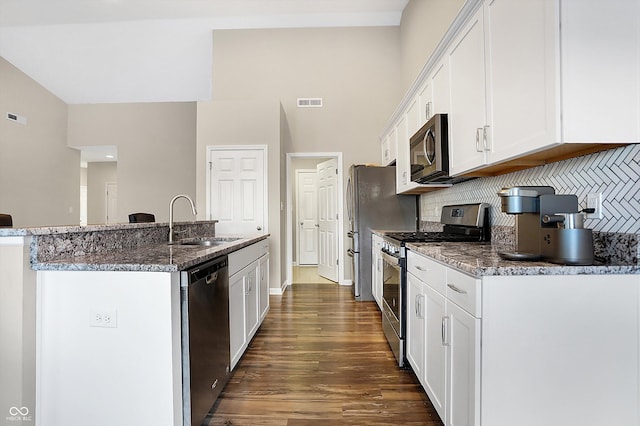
[206,282,444,425]
[292,265,335,284]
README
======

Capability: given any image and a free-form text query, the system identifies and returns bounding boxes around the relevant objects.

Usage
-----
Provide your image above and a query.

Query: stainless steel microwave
[409,113,451,184]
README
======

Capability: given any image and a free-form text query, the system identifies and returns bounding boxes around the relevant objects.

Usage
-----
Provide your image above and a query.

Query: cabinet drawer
[407,251,447,294]
[446,267,481,318]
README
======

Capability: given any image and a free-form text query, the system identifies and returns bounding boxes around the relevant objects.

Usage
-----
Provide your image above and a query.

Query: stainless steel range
[381,203,490,367]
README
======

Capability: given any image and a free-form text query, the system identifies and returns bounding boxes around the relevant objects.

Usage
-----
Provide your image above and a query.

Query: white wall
[67,102,197,223]
[399,0,465,91]
[210,26,402,281]
[0,57,80,227]
[196,99,283,290]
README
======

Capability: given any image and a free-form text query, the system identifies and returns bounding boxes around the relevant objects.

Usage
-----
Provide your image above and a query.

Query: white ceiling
[0,0,409,104]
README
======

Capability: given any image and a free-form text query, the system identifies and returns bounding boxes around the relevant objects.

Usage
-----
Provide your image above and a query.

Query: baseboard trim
[270,279,289,295]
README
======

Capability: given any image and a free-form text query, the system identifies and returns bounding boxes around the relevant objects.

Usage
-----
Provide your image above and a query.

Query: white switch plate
[90,309,118,328]
[586,193,603,219]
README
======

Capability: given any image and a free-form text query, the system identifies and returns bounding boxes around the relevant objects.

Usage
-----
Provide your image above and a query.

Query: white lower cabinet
[446,298,480,426]
[258,253,270,322]
[406,273,425,381]
[407,251,479,425]
[423,283,447,421]
[229,269,248,369]
[406,249,640,426]
[229,239,269,370]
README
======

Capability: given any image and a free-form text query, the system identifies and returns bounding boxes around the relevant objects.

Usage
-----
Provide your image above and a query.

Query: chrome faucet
[168,194,197,243]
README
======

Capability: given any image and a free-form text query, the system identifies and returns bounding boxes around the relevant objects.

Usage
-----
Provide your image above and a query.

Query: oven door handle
[381,251,401,269]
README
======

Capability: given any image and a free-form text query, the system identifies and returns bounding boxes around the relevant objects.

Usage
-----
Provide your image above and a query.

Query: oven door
[381,250,404,366]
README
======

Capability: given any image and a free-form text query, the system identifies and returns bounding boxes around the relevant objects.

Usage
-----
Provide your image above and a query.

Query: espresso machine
[497,186,594,265]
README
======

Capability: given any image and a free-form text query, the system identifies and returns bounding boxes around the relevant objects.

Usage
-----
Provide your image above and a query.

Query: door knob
[257,226,262,231]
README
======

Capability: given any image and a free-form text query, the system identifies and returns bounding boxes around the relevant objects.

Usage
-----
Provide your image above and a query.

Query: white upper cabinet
[381,0,639,183]
[450,0,557,175]
[449,0,639,176]
[418,80,433,124]
[430,59,451,117]
[394,114,419,193]
[448,7,488,175]
[483,0,558,165]
[560,0,640,142]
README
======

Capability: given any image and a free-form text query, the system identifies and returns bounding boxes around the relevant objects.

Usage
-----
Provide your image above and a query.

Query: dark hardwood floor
[206,283,444,425]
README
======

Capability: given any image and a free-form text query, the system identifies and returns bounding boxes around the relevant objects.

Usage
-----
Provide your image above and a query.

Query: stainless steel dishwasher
[180,256,230,426]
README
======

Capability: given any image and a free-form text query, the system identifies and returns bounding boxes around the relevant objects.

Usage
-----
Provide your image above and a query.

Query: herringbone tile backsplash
[420,144,640,234]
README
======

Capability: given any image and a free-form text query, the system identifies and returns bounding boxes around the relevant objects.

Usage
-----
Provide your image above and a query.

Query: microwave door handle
[423,128,435,165]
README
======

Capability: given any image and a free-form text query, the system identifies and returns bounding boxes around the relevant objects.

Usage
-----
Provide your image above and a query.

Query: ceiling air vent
[297,98,323,108]
[6,112,27,125]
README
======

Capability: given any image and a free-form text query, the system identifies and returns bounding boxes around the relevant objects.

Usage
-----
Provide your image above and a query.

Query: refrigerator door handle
[346,175,353,224]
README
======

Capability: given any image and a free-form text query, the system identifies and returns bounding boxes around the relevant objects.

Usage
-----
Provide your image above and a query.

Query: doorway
[286,153,344,288]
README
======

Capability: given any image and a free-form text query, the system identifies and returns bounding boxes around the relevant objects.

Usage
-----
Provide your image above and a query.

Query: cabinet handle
[415,265,428,272]
[447,283,467,294]
[475,128,483,152]
[418,295,424,319]
[426,102,432,119]
[483,125,491,152]
[441,316,449,346]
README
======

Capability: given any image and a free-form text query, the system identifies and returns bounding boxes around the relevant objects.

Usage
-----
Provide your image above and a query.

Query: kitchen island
[403,240,639,426]
[0,222,269,426]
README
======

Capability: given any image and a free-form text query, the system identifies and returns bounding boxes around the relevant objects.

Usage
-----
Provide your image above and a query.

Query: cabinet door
[258,254,269,322]
[406,97,421,137]
[381,136,391,165]
[446,301,481,426]
[484,0,557,164]
[406,273,425,385]
[395,115,418,193]
[431,59,450,116]
[229,272,246,370]
[448,7,488,176]
[245,263,259,341]
[419,80,433,123]
[424,284,447,422]
[561,0,640,142]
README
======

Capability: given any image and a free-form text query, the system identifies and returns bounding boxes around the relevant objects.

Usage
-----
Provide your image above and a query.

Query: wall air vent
[297,98,323,108]
[6,112,27,125]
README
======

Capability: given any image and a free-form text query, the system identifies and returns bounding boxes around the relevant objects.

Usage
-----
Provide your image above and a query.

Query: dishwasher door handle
[205,272,218,285]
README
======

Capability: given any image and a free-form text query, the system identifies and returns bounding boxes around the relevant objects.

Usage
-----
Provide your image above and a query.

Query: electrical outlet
[586,193,603,219]
[90,309,118,328]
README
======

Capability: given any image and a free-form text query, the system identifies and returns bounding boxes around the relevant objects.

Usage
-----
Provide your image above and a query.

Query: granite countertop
[407,241,640,277]
[0,220,267,272]
[33,234,268,272]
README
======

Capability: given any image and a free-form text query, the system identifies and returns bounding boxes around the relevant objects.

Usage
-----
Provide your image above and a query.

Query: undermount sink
[177,237,242,246]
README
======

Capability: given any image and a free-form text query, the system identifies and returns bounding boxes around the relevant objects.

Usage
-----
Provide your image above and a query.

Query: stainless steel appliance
[346,164,418,301]
[409,113,451,184]
[381,203,490,367]
[497,186,594,265]
[181,256,230,426]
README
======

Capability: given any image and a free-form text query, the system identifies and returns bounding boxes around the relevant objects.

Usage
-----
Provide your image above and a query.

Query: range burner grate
[384,231,485,243]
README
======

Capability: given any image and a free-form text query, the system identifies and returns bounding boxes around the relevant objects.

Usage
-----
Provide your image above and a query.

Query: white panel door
[209,148,265,235]
[296,170,318,265]
[105,182,117,224]
[316,158,338,282]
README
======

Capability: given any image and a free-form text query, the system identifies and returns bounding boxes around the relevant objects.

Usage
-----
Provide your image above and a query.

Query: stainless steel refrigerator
[346,164,418,301]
